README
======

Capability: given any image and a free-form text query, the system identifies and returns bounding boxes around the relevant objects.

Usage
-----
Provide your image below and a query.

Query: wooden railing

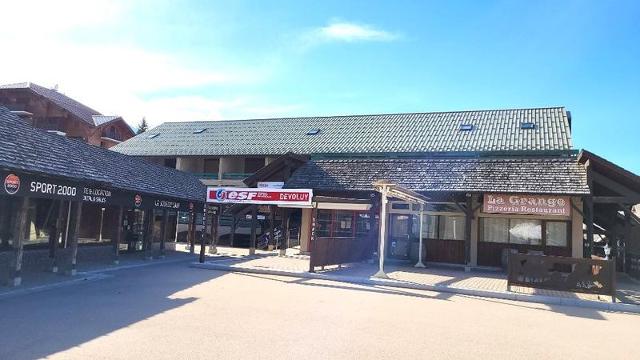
[507,253,616,301]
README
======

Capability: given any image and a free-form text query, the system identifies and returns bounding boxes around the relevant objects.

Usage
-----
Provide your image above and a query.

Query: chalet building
[0,82,135,148]
[112,107,640,276]
[0,107,205,287]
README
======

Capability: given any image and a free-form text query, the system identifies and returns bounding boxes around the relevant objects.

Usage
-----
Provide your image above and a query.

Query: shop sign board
[257,181,284,189]
[1,171,82,200]
[207,187,313,206]
[483,193,571,216]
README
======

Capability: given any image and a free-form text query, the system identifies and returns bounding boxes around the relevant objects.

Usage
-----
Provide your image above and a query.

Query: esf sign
[207,187,313,206]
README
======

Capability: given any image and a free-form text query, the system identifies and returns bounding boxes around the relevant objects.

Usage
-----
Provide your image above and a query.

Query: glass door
[388,214,416,259]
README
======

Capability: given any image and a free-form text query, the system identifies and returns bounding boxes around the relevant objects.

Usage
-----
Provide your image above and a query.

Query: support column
[67,201,82,276]
[415,204,426,268]
[209,212,218,255]
[249,206,257,255]
[229,216,236,247]
[96,207,105,242]
[160,209,168,258]
[279,207,289,256]
[374,186,389,278]
[10,197,29,286]
[199,206,208,263]
[113,206,124,264]
[145,210,154,260]
[464,196,473,271]
[188,210,196,254]
[269,205,276,250]
[584,196,594,258]
[49,200,65,272]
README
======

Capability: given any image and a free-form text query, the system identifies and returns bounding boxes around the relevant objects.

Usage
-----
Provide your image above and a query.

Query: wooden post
[229,216,236,247]
[49,200,65,272]
[189,210,196,254]
[584,196,594,258]
[249,206,257,255]
[374,186,389,278]
[464,196,473,270]
[145,210,154,260]
[96,207,105,242]
[160,209,168,258]
[209,211,218,254]
[113,206,124,264]
[199,205,208,263]
[308,207,318,273]
[269,205,276,250]
[280,207,289,256]
[67,201,83,276]
[10,197,29,286]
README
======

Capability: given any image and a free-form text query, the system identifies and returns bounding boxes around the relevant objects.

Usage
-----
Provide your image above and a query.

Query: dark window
[164,158,177,168]
[316,210,332,237]
[193,128,207,134]
[306,128,321,135]
[460,124,474,131]
[147,133,159,139]
[520,122,536,129]
[244,157,265,173]
[203,158,219,173]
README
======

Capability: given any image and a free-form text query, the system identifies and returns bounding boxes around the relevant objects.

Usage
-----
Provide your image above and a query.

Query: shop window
[316,209,332,237]
[509,219,542,245]
[546,222,568,247]
[481,218,509,243]
[391,203,410,210]
[334,211,354,237]
[439,216,465,240]
[421,215,439,239]
[355,213,372,236]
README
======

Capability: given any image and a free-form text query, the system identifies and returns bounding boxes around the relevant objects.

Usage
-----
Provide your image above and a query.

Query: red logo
[4,174,20,195]
[134,194,142,207]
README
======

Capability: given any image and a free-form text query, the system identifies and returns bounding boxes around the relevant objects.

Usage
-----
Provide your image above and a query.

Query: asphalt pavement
[0,261,637,360]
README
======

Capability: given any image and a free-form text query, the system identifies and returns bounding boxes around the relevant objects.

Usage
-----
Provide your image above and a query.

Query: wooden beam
[592,171,640,199]
[279,207,289,256]
[67,201,83,276]
[593,196,640,204]
[199,206,207,263]
[160,209,169,258]
[249,206,257,255]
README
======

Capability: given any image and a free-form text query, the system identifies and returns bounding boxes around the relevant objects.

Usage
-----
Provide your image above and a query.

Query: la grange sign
[483,193,571,216]
[207,187,313,206]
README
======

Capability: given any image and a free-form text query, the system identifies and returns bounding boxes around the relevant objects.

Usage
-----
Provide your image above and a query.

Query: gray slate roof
[0,107,204,201]
[285,157,589,195]
[112,107,573,156]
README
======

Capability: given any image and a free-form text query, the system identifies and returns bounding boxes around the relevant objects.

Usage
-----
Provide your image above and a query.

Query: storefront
[0,106,205,286]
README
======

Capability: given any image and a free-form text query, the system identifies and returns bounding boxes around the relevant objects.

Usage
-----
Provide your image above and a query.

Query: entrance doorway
[388,214,417,260]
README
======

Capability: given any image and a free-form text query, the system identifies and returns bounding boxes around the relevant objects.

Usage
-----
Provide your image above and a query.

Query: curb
[0,273,111,300]
[83,255,196,275]
[192,262,640,314]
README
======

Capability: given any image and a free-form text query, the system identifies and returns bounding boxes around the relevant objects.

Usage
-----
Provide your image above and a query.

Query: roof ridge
[153,106,567,126]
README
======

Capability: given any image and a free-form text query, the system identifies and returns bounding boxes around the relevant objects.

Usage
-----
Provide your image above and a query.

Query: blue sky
[1,0,639,172]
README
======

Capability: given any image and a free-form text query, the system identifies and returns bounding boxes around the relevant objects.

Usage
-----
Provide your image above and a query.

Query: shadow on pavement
[0,260,226,360]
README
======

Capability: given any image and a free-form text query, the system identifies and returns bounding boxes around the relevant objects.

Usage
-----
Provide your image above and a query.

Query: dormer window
[147,133,160,139]
[459,124,474,131]
[306,128,321,135]
[193,128,207,134]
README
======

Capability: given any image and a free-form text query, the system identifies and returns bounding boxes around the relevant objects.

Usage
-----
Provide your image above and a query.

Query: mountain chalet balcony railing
[192,172,219,180]
[222,172,254,180]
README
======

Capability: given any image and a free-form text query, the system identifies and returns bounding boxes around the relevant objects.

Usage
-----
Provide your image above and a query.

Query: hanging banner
[483,193,571,216]
[207,187,313,206]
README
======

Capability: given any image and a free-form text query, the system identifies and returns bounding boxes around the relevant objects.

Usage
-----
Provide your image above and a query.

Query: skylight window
[193,128,207,134]
[459,124,474,131]
[147,133,160,139]
[306,128,321,135]
[520,122,536,129]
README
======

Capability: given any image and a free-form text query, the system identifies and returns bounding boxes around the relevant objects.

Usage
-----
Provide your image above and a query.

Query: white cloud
[302,21,399,45]
[0,0,290,128]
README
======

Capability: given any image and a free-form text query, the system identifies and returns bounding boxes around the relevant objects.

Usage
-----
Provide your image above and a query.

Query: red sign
[483,193,571,216]
[4,174,20,195]
[207,187,313,206]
